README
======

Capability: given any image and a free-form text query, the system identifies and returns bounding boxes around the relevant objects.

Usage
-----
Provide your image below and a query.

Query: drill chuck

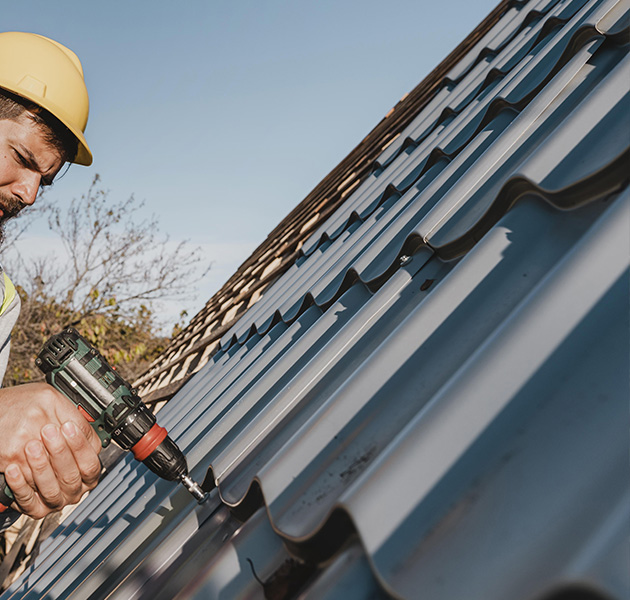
[141,434,188,481]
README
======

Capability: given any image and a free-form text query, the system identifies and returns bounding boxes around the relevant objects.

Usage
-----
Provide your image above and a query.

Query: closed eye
[13,149,29,167]
[13,148,52,187]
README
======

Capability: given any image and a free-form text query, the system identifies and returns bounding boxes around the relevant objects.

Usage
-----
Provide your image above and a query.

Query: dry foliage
[0,174,207,385]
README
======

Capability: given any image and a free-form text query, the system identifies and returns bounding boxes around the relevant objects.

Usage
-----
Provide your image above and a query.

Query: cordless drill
[0,327,205,513]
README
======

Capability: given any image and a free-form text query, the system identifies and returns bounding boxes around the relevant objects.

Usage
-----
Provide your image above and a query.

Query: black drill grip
[0,473,15,513]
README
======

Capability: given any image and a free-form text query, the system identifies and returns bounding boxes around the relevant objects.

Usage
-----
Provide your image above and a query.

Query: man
[0,32,102,529]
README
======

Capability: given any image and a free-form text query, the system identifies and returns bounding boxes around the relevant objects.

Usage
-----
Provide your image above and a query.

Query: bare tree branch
[0,175,210,385]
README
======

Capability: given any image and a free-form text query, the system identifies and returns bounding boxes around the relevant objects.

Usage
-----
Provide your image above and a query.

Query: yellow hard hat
[0,31,92,165]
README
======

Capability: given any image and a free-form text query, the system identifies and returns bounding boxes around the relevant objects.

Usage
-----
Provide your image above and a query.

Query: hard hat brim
[0,81,93,166]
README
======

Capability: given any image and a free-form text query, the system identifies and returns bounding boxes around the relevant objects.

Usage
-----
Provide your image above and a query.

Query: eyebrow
[16,143,57,186]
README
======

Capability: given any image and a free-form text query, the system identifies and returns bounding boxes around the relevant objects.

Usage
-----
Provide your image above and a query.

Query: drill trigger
[77,405,95,422]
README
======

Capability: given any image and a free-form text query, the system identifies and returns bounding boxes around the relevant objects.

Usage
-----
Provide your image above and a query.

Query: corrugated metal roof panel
[128,1,516,405]
[2,1,628,598]
[301,0,599,254]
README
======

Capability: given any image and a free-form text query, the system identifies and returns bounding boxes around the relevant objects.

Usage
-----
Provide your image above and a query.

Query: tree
[0,175,208,385]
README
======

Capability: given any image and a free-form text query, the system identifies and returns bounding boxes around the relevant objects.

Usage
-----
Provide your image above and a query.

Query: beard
[0,192,27,248]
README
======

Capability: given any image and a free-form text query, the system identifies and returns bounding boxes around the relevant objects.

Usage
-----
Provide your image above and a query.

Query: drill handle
[0,473,16,514]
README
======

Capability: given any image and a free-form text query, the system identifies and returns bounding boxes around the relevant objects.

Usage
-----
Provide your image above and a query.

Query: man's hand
[0,382,102,519]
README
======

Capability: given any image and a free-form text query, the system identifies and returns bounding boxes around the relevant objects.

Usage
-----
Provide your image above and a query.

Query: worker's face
[0,113,64,242]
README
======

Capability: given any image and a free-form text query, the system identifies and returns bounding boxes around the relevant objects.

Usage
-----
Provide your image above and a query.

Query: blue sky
[3,1,498,323]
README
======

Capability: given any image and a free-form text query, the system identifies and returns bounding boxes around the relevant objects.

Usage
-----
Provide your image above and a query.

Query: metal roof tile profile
[2,0,628,598]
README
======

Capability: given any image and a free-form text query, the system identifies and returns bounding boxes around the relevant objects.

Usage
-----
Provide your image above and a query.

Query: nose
[11,171,41,206]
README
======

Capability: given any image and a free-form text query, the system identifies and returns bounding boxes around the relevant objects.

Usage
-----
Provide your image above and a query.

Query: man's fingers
[4,462,47,519]
[79,419,103,455]
[41,424,83,502]
[53,396,102,455]
[61,421,102,489]
[0,383,103,518]
[25,439,65,512]
[72,415,102,455]
[4,425,100,520]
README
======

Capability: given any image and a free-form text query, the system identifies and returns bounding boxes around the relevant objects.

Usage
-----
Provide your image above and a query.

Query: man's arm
[0,382,102,519]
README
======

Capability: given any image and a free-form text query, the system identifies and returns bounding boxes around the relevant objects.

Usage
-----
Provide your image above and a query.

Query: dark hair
[0,88,78,163]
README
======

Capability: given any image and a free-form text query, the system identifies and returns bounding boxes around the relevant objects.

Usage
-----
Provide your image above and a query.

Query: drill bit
[180,473,207,503]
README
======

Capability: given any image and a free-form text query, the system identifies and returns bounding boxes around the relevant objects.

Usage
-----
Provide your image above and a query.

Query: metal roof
[130,0,513,405]
[2,0,628,598]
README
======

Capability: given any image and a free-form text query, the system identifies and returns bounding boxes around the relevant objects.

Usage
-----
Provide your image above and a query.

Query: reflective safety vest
[0,268,20,386]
